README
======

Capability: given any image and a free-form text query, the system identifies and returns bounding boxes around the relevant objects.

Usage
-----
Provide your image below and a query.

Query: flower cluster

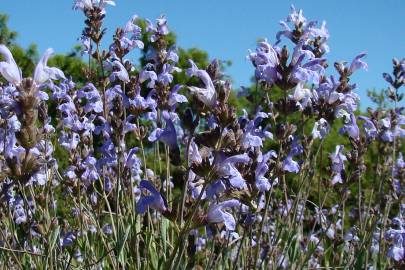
[0,2,403,269]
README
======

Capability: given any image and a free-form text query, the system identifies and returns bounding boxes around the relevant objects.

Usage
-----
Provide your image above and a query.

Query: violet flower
[77,83,104,114]
[168,85,188,108]
[282,136,303,173]
[215,153,250,189]
[186,60,217,108]
[291,82,313,110]
[314,76,343,105]
[340,113,360,141]
[13,197,27,224]
[0,115,20,158]
[289,44,325,85]
[61,232,76,247]
[80,156,100,186]
[108,60,129,82]
[139,65,157,88]
[188,139,202,164]
[247,39,280,85]
[206,180,226,199]
[358,116,377,140]
[241,111,273,149]
[255,150,278,192]
[102,224,113,235]
[136,180,168,214]
[385,228,405,262]
[329,145,347,185]
[125,147,142,176]
[312,118,330,139]
[207,199,242,231]
[276,5,329,55]
[148,16,170,42]
[287,5,307,28]
[111,15,144,52]
[276,5,306,42]
[283,155,300,174]
[148,111,178,151]
[348,52,368,75]
[73,0,115,11]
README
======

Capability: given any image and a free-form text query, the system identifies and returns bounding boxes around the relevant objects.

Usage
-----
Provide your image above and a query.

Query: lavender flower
[207,199,242,231]
[349,52,368,75]
[168,85,187,108]
[255,150,277,192]
[312,118,330,139]
[13,197,27,224]
[147,16,170,42]
[289,44,325,85]
[186,60,217,108]
[80,156,100,186]
[215,153,250,189]
[111,15,144,52]
[247,40,280,85]
[157,64,181,86]
[358,116,377,140]
[282,136,303,173]
[340,113,360,140]
[0,3,401,268]
[385,228,405,262]
[291,82,313,110]
[148,111,179,152]
[108,60,129,82]
[329,145,347,185]
[102,224,113,235]
[136,180,168,214]
[241,111,273,149]
[61,232,76,247]
[283,155,300,173]
[139,65,157,88]
[73,0,115,11]
[77,83,104,114]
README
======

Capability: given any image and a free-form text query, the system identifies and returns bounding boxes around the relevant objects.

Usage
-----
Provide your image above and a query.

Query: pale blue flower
[139,66,157,88]
[358,116,377,140]
[136,180,168,214]
[216,153,250,188]
[340,113,360,140]
[186,60,217,108]
[255,150,278,192]
[207,199,242,230]
[312,118,330,139]
[148,111,178,151]
[349,52,368,74]
[329,145,347,185]
[34,48,66,85]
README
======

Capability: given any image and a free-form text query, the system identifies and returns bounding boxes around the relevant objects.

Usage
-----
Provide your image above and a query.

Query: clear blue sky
[1,0,404,108]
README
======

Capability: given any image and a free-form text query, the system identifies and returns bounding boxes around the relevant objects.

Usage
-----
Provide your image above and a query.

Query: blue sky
[1,0,404,108]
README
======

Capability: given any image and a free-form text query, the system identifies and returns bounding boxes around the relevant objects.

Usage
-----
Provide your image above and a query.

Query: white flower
[0,45,65,86]
[186,60,217,108]
[73,0,115,11]
[292,82,312,110]
[34,48,66,85]
[0,45,22,85]
[312,118,330,139]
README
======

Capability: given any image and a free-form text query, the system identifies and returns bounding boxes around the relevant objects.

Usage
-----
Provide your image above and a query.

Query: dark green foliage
[0,14,17,46]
